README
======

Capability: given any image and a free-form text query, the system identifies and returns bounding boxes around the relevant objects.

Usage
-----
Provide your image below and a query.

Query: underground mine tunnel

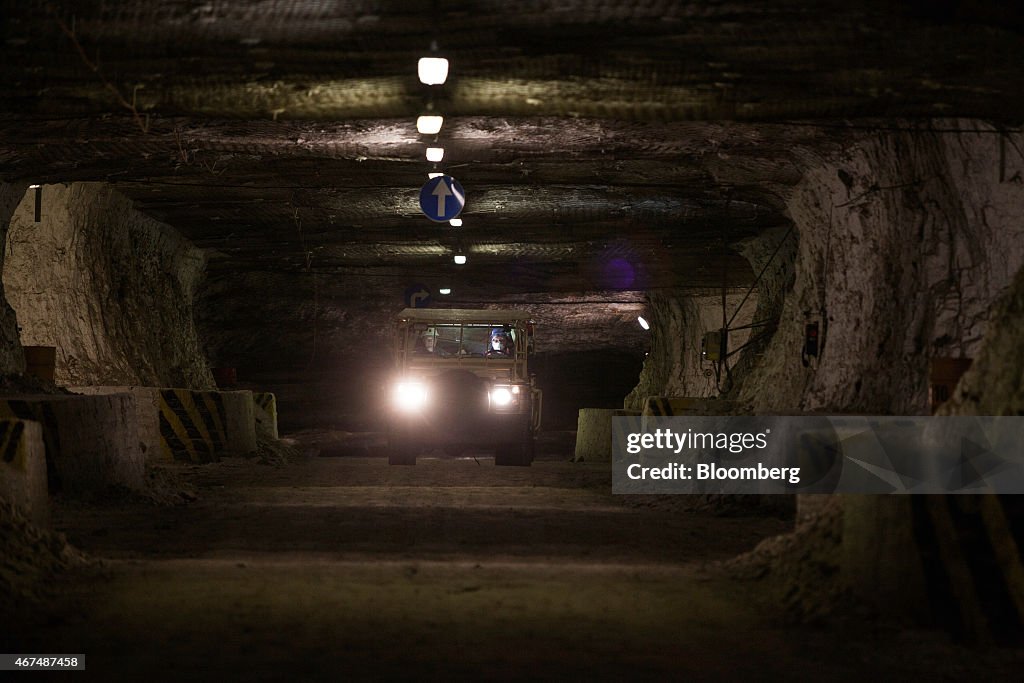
[2,1,1024,680]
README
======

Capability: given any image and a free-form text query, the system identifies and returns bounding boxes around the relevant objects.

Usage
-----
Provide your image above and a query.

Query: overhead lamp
[638,316,650,330]
[426,147,444,162]
[29,184,42,222]
[449,218,462,227]
[428,172,444,179]
[417,115,444,135]
[453,254,467,265]
[418,57,449,85]
[439,288,452,295]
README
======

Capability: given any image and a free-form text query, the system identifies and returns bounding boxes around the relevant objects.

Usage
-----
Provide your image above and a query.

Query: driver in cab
[486,328,514,358]
[414,327,448,356]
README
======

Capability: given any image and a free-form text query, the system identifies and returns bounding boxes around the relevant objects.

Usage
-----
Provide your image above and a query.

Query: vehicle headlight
[489,384,521,410]
[491,386,513,407]
[393,380,428,411]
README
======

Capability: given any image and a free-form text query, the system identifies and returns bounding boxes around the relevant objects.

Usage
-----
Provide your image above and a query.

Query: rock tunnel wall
[0,183,28,375]
[198,270,395,431]
[635,122,1024,415]
[710,121,1024,627]
[940,261,1024,416]
[2,183,212,388]
[734,121,1024,414]
[625,290,758,407]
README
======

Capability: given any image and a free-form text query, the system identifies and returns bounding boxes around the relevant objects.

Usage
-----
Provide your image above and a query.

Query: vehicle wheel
[494,440,534,467]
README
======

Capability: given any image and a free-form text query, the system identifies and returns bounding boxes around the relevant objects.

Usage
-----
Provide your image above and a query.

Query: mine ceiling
[2,1,1023,298]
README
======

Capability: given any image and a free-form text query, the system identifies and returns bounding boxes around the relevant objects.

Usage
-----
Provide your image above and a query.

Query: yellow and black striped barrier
[643,396,675,416]
[915,495,1024,645]
[0,419,30,471]
[158,389,228,463]
[0,400,61,476]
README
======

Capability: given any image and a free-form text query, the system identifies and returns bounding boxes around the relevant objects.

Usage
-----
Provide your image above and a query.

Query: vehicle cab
[386,308,542,465]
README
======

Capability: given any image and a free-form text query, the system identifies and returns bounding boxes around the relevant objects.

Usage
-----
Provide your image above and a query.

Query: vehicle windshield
[409,323,518,358]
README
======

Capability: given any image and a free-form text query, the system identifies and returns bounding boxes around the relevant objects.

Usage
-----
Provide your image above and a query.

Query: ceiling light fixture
[453,254,467,265]
[416,115,444,135]
[449,218,462,227]
[426,147,444,162]
[418,57,449,85]
[428,172,443,179]
[29,184,42,222]
[638,316,650,330]
[439,288,452,295]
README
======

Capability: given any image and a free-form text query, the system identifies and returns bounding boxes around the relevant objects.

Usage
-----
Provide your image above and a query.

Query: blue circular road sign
[419,175,465,222]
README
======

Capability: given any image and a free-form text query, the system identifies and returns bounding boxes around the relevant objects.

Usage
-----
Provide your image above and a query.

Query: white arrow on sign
[432,179,452,216]
[410,289,429,307]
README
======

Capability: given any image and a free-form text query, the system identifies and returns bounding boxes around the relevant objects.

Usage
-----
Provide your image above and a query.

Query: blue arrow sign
[404,283,432,308]
[419,175,465,222]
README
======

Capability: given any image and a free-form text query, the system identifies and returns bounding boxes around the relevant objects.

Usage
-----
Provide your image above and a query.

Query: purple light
[604,258,635,289]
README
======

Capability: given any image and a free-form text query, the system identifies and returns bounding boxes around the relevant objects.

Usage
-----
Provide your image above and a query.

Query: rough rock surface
[939,263,1024,416]
[0,496,88,615]
[625,290,757,408]
[682,121,1024,624]
[724,224,798,394]
[3,183,212,388]
[721,495,845,622]
[736,121,1024,414]
[0,182,28,375]
[197,270,397,430]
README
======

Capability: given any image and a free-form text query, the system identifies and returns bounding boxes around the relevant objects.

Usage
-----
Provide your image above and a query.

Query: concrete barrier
[842,495,931,622]
[71,386,259,463]
[843,494,1024,645]
[71,386,161,462]
[573,409,641,463]
[641,395,734,421]
[0,419,48,526]
[0,394,143,496]
[253,392,279,440]
[219,391,257,455]
[158,389,256,462]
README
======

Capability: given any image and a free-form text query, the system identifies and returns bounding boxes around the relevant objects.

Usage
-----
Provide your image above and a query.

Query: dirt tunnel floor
[5,432,1022,681]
